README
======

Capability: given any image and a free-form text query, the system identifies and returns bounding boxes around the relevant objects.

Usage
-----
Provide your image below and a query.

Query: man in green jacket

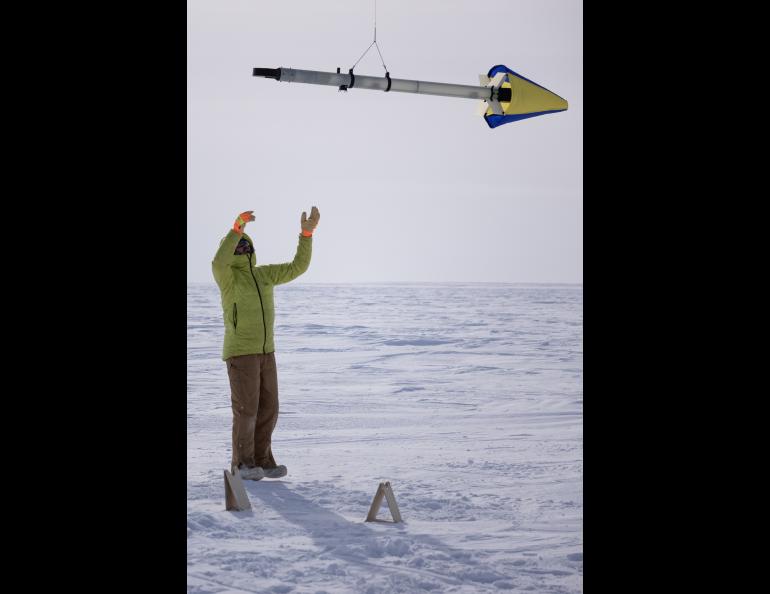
[212,207,320,480]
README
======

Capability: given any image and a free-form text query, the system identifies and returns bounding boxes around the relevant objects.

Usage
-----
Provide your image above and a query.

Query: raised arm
[212,211,255,283]
[257,206,319,285]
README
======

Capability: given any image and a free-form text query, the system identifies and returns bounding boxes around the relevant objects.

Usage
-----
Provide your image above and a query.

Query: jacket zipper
[248,253,267,353]
[233,303,238,331]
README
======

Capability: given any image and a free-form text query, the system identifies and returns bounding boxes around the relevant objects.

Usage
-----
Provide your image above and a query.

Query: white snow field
[188,283,583,593]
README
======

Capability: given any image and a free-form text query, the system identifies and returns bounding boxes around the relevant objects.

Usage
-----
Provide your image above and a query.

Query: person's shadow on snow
[246,481,513,589]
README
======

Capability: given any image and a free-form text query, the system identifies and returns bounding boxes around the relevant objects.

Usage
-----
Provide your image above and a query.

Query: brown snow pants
[226,352,279,472]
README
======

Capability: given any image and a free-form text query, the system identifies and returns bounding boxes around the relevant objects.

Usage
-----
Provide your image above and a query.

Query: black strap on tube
[337,67,348,91]
[348,68,355,89]
[384,71,391,92]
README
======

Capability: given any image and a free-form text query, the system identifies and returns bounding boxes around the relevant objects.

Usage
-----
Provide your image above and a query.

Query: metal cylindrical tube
[265,67,493,101]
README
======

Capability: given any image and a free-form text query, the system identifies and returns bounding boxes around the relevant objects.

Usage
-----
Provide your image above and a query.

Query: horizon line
[187,280,583,286]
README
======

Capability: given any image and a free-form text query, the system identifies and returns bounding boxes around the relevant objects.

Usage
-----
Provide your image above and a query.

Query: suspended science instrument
[253,64,568,129]
[252,2,566,129]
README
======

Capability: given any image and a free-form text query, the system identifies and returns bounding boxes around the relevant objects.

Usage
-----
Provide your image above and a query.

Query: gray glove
[301,206,320,236]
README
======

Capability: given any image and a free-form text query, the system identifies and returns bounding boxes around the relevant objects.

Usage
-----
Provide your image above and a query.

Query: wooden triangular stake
[365,481,402,523]
[224,469,252,511]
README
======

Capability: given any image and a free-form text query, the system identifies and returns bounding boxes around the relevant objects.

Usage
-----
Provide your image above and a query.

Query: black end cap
[252,68,281,80]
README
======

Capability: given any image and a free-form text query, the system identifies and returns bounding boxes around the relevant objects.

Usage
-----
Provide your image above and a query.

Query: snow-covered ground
[188,283,583,593]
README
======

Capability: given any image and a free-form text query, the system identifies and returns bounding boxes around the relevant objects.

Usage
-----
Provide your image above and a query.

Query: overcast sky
[187,0,582,283]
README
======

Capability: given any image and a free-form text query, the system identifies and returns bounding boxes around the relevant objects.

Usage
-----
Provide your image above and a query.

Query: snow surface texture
[188,283,583,593]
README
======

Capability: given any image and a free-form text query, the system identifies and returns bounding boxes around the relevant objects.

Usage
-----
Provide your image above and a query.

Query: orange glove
[233,211,255,235]
[301,206,320,237]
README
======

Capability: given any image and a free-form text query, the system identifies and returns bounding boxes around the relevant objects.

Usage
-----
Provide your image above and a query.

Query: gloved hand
[233,211,255,235]
[301,206,320,237]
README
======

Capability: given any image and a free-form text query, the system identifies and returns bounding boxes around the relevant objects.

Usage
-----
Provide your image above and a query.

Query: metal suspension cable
[349,0,389,73]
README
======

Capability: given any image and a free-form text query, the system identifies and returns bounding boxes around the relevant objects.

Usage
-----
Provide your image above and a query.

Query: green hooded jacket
[212,230,312,360]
